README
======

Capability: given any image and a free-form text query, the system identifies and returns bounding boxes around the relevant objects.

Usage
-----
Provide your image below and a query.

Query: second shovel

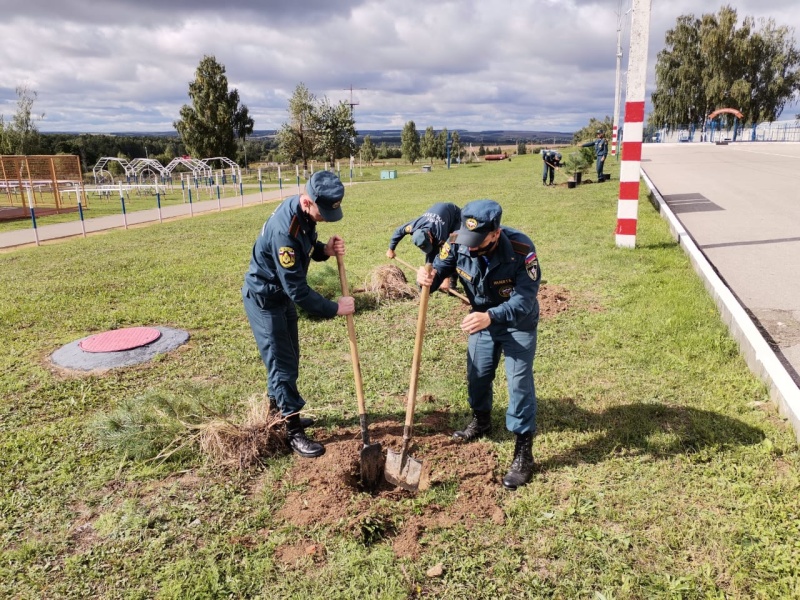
[385,263,433,492]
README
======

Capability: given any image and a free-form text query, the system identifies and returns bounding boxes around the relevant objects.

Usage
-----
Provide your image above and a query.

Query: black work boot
[286,415,325,458]
[453,410,492,442]
[502,432,534,490]
[269,396,314,428]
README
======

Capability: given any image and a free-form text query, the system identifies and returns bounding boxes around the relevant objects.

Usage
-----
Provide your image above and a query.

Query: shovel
[336,254,384,491]
[385,263,432,492]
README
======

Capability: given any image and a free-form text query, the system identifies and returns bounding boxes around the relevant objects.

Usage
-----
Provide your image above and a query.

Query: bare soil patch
[271,284,573,557]
[275,411,506,558]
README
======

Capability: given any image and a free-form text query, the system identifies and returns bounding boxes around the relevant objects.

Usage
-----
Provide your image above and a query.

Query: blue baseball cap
[454,199,503,246]
[411,229,433,253]
[306,170,345,222]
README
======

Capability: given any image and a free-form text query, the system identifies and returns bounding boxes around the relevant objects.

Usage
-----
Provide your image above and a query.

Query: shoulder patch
[405,225,412,233]
[288,215,301,239]
[524,251,539,281]
[278,247,296,268]
[511,240,531,255]
[439,241,451,261]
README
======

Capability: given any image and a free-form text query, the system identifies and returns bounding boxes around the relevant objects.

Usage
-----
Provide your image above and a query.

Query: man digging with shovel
[242,171,354,458]
[416,200,541,490]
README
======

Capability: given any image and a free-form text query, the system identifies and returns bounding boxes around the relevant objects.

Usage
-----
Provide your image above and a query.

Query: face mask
[468,237,499,258]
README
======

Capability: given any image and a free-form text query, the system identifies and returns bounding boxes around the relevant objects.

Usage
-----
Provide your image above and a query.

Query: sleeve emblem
[525,252,539,281]
[278,247,296,268]
[439,241,451,261]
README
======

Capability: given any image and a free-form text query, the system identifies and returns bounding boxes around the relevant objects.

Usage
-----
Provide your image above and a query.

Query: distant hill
[61,129,574,145]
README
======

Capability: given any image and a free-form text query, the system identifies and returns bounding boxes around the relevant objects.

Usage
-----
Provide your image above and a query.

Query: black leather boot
[453,410,492,442]
[502,432,534,490]
[269,396,314,428]
[286,415,325,458]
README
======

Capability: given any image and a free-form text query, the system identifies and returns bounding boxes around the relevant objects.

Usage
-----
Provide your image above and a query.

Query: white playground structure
[90,156,243,199]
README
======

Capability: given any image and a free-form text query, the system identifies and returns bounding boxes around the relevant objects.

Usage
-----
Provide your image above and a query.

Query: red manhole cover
[79,327,162,353]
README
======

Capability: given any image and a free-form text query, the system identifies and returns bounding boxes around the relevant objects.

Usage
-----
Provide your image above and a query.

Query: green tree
[174,55,247,160]
[478,143,486,156]
[436,127,448,160]
[360,135,376,165]
[651,6,800,127]
[517,140,527,155]
[451,130,462,161]
[378,142,389,159]
[232,95,254,166]
[276,83,318,172]
[1,85,44,154]
[572,116,613,145]
[315,99,357,164]
[401,121,420,165]
[420,126,437,164]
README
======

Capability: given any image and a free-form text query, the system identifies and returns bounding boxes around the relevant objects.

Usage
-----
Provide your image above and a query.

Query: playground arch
[707,108,744,120]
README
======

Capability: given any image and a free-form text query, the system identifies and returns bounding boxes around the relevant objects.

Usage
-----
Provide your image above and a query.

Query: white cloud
[0,0,797,133]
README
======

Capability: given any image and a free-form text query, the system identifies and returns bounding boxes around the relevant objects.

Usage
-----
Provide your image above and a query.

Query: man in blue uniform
[242,170,355,458]
[541,149,562,186]
[387,201,461,288]
[581,129,608,182]
[416,199,541,490]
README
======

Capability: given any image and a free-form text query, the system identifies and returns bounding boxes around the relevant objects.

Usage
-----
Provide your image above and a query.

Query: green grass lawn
[1,153,799,599]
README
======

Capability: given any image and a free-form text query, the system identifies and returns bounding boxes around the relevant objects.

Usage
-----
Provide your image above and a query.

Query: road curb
[642,169,800,442]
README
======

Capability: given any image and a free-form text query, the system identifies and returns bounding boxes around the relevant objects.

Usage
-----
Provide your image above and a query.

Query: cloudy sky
[1,0,798,134]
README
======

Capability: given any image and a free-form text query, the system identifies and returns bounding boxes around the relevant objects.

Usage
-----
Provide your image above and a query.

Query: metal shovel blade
[384,447,423,492]
[359,442,384,491]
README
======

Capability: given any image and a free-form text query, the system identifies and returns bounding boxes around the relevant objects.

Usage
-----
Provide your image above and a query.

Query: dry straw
[196,395,289,468]
[362,264,418,302]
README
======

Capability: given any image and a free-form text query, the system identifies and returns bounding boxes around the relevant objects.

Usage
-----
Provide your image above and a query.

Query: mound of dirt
[539,284,571,319]
[275,412,506,558]
[271,286,574,558]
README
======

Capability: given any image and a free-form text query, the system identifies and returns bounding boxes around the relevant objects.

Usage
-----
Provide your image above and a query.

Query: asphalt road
[641,142,800,387]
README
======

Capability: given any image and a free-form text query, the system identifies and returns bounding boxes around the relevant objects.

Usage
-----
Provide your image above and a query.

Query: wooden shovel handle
[336,255,367,418]
[391,256,469,305]
[405,263,432,430]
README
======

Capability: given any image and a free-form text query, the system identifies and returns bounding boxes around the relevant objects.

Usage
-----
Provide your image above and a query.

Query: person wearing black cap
[416,199,541,490]
[387,202,461,288]
[242,170,354,458]
[581,129,608,182]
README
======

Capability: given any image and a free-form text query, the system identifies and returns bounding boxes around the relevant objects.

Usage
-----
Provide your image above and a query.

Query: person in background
[541,149,562,186]
[416,199,541,490]
[581,129,608,182]
[242,171,354,458]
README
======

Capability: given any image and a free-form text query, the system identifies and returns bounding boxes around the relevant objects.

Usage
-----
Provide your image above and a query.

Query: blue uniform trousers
[596,156,605,180]
[242,287,305,416]
[466,324,538,435]
[542,162,555,184]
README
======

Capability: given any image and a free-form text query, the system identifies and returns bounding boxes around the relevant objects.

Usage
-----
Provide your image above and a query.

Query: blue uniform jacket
[542,150,561,164]
[431,227,541,330]
[243,195,338,318]
[582,137,608,158]
[389,202,461,264]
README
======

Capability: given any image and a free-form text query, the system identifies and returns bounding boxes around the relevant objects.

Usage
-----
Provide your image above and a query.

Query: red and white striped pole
[615,0,651,248]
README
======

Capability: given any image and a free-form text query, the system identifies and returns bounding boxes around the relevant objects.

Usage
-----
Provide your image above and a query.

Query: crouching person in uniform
[242,170,355,458]
[416,199,541,490]
[386,202,461,289]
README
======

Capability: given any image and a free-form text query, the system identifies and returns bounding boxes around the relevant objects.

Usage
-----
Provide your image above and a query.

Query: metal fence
[645,119,800,144]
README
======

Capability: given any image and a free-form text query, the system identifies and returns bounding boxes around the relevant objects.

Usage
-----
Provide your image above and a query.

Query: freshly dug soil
[272,285,574,558]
